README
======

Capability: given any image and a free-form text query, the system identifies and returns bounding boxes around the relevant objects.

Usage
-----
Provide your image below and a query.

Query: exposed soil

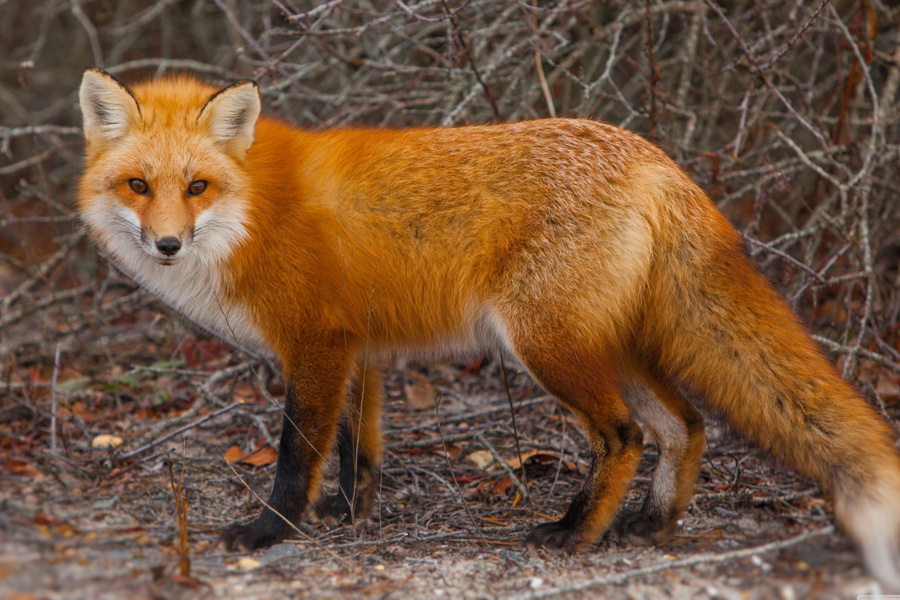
[1,305,894,599]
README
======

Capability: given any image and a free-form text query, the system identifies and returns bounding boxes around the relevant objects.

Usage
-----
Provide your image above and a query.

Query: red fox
[77,68,900,586]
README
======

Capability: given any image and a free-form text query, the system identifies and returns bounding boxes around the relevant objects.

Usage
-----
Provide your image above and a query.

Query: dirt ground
[1,303,896,599]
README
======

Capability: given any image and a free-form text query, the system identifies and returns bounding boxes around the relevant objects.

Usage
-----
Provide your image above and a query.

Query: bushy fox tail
[640,181,900,587]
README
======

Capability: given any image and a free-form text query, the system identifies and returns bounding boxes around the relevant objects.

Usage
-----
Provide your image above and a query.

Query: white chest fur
[125,253,270,354]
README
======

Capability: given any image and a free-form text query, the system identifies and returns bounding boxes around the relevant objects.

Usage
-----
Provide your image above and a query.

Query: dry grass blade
[165,451,190,579]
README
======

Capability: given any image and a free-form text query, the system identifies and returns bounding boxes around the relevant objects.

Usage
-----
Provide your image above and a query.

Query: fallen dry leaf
[223,446,244,463]
[493,475,512,495]
[241,445,278,467]
[231,382,258,404]
[33,515,65,527]
[238,557,261,570]
[91,434,123,449]
[465,449,493,469]
[404,372,436,411]
[437,442,462,460]
[505,449,575,471]
[5,458,43,478]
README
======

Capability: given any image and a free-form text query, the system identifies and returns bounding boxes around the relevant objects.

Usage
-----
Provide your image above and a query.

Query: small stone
[779,585,796,600]
[92,497,117,510]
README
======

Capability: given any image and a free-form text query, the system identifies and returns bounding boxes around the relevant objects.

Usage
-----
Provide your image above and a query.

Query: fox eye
[188,180,208,196]
[128,178,149,194]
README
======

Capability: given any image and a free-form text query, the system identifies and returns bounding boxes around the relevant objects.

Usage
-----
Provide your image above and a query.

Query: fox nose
[156,237,182,256]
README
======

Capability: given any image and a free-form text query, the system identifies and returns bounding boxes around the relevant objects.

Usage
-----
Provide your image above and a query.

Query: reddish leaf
[4,458,43,478]
[33,514,65,526]
[241,445,278,467]
[223,446,244,463]
[181,342,201,368]
[231,382,258,404]
[506,450,575,471]
[492,475,512,495]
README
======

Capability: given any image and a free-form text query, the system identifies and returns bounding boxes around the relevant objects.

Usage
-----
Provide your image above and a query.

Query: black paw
[613,507,675,546]
[313,494,353,523]
[220,510,293,551]
[524,521,585,554]
[313,492,372,524]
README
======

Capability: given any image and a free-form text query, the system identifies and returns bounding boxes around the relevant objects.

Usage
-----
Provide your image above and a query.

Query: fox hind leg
[514,340,644,552]
[314,363,383,523]
[616,376,705,545]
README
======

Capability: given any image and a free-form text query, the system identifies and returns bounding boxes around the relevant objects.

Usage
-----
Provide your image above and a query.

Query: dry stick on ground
[119,401,243,460]
[742,233,825,283]
[500,355,529,498]
[390,396,553,434]
[1,231,86,314]
[753,0,832,73]
[813,336,900,376]
[704,0,834,155]
[112,363,253,457]
[475,432,529,502]
[49,342,60,455]
[515,526,837,599]
[522,0,556,118]
[435,395,489,547]
[390,428,482,450]
[69,0,104,68]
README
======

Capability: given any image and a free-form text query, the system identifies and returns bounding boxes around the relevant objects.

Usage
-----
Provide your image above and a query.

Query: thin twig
[500,355,529,499]
[49,343,61,455]
[120,402,242,460]
[514,526,836,599]
[435,395,489,547]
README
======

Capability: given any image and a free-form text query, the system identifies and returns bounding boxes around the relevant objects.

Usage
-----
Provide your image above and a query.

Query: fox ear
[79,68,141,146]
[198,80,260,159]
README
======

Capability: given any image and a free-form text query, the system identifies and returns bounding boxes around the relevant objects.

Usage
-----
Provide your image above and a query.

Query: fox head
[77,69,260,267]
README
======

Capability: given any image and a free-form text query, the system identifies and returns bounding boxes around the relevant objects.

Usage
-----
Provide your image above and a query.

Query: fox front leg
[221,345,349,551]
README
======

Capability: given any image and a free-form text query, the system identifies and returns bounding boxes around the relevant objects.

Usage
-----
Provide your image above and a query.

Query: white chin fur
[82,197,269,354]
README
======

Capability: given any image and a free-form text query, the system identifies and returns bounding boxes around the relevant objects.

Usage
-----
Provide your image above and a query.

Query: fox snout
[140,227,193,264]
[156,236,182,256]
[136,192,197,263]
